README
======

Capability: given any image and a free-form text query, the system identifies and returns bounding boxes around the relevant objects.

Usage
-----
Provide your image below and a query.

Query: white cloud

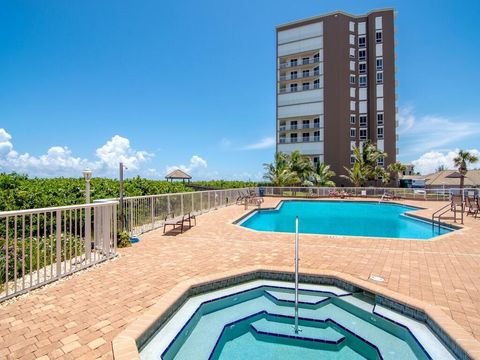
[95,135,152,172]
[0,128,154,177]
[0,128,13,156]
[241,136,275,150]
[412,149,480,175]
[398,106,480,157]
[166,155,208,176]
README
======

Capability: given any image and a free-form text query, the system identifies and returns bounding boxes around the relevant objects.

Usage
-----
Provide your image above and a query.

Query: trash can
[259,187,265,197]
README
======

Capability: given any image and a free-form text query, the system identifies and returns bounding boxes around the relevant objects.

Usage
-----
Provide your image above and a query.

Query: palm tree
[341,141,389,187]
[341,161,366,187]
[263,152,299,186]
[289,150,314,185]
[453,150,479,190]
[387,161,406,187]
[312,163,336,187]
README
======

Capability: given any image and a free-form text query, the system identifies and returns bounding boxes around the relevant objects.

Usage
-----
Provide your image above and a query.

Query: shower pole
[294,216,300,333]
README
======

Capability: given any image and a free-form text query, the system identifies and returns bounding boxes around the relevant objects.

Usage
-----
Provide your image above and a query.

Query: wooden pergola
[165,169,192,183]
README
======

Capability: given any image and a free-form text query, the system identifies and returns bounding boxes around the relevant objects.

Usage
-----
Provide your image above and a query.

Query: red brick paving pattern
[1,197,480,359]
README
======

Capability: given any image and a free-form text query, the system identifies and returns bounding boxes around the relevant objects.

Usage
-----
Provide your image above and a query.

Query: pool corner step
[265,290,329,305]
[250,317,345,345]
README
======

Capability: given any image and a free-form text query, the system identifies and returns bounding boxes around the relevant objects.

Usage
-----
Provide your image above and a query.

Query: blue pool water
[141,284,455,359]
[239,200,452,240]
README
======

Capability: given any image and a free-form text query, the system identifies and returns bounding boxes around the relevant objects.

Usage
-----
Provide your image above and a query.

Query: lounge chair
[163,213,196,233]
[466,196,479,218]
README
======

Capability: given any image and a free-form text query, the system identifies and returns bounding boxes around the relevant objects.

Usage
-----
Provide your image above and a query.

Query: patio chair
[163,213,196,233]
[466,196,479,218]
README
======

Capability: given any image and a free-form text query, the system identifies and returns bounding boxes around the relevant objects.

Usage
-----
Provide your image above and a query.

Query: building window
[349,48,355,58]
[314,53,320,62]
[279,136,286,143]
[291,71,298,79]
[302,82,310,91]
[302,133,309,142]
[350,128,356,138]
[314,118,320,128]
[302,57,309,65]
[314,66,320,76]
[291,120,298,130]
[358,49,366,60]
[359,62,366,74]
[290,83,298,92]
[358,36,366,48]
[313,79,320,89]
[377,127,384,139]
[376,58,383,70]
[377,113,384,125]
[376,71,383,84]
[314,131,320,141]
[378,157,384,166]
[359,115,367,126]
[359,75,367,87]
[291,133,298,143]
[302,120,310,129]
[376,31,383,43]
[350,115,356,124]
[350,75,355,84]
[290,59,297,67]
[350,155,356,164]
[359,128,367,140]
[302,70,309,78]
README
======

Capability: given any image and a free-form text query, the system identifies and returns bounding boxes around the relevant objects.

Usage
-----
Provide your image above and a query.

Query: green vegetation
[190,180,259,189]
[0,234,84,291]
[0,173,193,211]
[341,141,390,186]
[263,150,335,187]
[117,231,132,248]
[453,150,479,189]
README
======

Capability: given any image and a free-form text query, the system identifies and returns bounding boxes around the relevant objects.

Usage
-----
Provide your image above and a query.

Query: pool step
[265,290,329,305]
[250,317,345,344]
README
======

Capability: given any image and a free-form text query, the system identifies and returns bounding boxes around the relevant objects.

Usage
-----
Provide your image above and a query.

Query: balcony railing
[279,57,320,69]
[279,70,320,81]
[279,136,321,144]
[279,123,321,131]
[279,83,321,94]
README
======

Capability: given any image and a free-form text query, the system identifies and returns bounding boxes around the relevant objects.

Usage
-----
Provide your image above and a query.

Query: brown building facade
[276,9,397,185]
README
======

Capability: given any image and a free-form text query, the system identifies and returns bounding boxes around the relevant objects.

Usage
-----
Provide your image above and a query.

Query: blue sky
[1,0,479,179]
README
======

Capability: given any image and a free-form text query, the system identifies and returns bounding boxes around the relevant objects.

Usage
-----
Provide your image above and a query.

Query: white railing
[279,57,320,69]
[0,201,117,301]
[121,188,254,237]
[259,187,479,201]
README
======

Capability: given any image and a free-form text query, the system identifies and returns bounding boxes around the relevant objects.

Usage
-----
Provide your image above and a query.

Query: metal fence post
[151,198,155,230]
[56,210,62,278]
[85,205,91,263]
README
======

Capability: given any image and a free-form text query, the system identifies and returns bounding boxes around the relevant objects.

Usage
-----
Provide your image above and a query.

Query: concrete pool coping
[232,198,462,242]
[111,266,480,360]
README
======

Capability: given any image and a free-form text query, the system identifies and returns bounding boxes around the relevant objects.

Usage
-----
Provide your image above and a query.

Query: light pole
[83,169,93,203]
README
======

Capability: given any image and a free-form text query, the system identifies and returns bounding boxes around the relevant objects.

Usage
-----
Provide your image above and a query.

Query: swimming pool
[238,200,452,240]
[140,280,456,359]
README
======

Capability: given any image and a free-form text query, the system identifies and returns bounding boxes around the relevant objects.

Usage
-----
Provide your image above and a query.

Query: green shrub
[117,231,131,248]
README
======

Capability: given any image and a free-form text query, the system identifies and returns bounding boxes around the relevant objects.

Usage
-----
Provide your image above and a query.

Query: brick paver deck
[1,197,480,359]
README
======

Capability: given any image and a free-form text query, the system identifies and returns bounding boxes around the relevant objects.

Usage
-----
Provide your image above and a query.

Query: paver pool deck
[1,197,480,359]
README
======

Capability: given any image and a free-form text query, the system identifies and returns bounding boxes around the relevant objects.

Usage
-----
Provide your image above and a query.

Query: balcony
[279,57,320,69]
[279,136,321,144]
[279,82,321,94]
[279,123,321,131]
[279,70,320,82]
